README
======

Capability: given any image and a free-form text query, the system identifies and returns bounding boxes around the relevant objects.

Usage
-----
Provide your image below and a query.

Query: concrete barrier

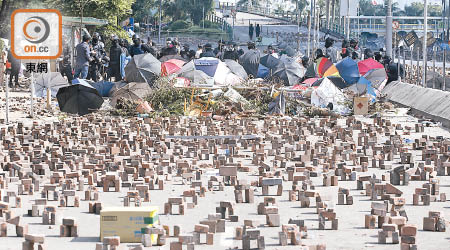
[382,81,450,128]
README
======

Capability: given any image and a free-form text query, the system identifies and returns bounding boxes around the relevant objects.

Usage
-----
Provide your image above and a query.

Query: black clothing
[200,50,215,58]
[109,43,123,81]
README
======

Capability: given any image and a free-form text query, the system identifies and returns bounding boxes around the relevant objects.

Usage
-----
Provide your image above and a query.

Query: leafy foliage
[47,0,135,23]
[170,20,191,31]
[163,0,213,25]
[131,0,158,24]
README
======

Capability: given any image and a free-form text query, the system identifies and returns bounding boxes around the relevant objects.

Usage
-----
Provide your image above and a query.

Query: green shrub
[201,20,221,29]
[170,20,190,31]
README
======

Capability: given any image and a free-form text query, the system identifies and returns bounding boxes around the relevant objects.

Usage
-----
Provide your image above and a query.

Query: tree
[0,0,44,38]
[163,0,213,25]
[405,2,442,17]
[47,0,135,23]
[132,0,157,24]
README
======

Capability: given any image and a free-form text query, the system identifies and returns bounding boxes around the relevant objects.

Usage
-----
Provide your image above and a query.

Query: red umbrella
[292,84,309,90]
[161,59,186,76]
[357,58,384,76]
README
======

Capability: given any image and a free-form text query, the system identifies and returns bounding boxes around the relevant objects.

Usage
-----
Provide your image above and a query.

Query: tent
[111,82,152,106]
[125,53,161,85]
[335,57,360,84]
[56,80,104,115]
[34,72,69,98]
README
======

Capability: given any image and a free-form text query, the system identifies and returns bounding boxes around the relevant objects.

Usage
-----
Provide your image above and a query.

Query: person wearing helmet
[87,32,106,81]
[348,39,359,60]
[180,44,195,60]
[129,34,144,57]
[363,48,374,59]
[324,37,337,63]
[108,35,123,81]
[315,48,325,61]
[159,38,178,58]
[200,43,215,58]
[74,34,92,79]
[222,42,239,61]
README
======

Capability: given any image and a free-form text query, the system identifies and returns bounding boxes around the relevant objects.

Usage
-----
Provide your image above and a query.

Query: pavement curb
[382,81,450,128]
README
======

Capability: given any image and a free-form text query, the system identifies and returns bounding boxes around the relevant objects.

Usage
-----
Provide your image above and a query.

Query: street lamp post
[386,0,393,58]
[422,0,428,87]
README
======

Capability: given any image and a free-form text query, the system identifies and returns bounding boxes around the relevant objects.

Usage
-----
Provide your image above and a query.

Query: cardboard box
[354,97,369,115]
[100,206,159,243]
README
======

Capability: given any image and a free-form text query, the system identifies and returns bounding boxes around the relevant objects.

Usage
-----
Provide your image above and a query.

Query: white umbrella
[34,72,69,98]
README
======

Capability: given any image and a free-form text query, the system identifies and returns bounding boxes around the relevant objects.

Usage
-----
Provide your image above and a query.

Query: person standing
[0,40,6,87]
[108,35,123,81]
[255,24,261,38]
[195,44,203,59]
[119,39,131,80]
[249,24,254,41]
[200,44,215,58]
[7,49,21,88]
[59,45,73,83]
[324,37,337,63]
[74,34,92,79]
[87,32,105,81]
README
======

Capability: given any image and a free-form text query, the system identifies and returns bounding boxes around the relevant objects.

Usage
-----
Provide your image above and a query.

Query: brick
[401,224,417,236]
[103,236,120,246]
[194,224,209,233]
[219,166,237,176]
[25,234,45,244]
[382,224,397,232]
[62,218,75,226]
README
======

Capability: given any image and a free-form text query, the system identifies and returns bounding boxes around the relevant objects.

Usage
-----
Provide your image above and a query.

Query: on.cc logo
[23,16,50,44]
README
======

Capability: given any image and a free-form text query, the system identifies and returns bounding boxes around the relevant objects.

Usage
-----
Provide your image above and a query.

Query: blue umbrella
[91,81,115,97]
[347,76,376,102]
[335,57,360,84]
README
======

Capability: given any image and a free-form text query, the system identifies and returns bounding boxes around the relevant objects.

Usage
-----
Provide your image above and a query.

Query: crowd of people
[69,32,250,83]
[0,30,405,88]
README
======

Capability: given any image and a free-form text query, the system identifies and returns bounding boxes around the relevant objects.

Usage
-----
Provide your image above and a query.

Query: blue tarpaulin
[91,81,115,97]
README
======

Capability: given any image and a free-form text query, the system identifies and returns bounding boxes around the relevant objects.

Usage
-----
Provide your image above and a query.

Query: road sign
[426,32,436,47]
[392,21,399,30]
[231,8,236,18]
[403,30,418,47]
